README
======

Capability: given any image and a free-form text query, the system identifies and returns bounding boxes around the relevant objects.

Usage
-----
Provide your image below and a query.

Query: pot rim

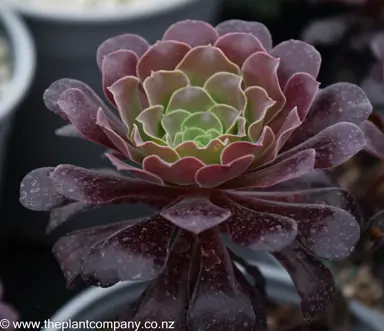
[0,7,35,122]
[4,0,202,23]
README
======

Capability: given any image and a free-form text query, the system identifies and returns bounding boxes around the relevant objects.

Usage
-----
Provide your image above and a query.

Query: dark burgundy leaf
[270,40,321,89]
[20,167,69,211]
[274,242,336,322]
[188,228,259,331]
[43,78,112,122]
[56,88,122,149]
[220,197,297,252]
[163,20,219,47]
[52,220,131,287]
[215,20,272,51]
[285,83,372,149]
[229,194,360,260]
[51,165,181,206]
[160,196,231,234]
[47,202,94,234]
[133,231,196,330]
[96,34,150,70]
[225,149,316,189]
[277,122,365,169]
[81,215,175,286]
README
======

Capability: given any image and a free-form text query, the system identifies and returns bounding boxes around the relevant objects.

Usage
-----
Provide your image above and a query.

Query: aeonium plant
[19,19,373,329]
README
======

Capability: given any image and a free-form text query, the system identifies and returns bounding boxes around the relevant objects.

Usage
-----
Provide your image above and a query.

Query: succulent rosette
[20,20,372,328]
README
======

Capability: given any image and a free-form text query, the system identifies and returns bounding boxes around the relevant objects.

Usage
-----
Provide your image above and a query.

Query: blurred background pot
[0,7,35,242]
[1,0,223,244]
[42,263,376,331]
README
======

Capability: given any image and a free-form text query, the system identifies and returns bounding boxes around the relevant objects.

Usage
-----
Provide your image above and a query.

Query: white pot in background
[0,8,35,240]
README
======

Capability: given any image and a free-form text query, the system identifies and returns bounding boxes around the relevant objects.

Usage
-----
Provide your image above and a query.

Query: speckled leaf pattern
[20,18,380,326]
[160,197,231,234]
[56,88,120,149]
[229,194,360,259]
[225,149,316,189]
[284,83,372,149]
[52,220,132,287]
[276,122,366,168]
[273,242,336,322]
[19,167,69,211]
[221,197,297,252]
[81,215,175,286]
[270,40,321,89]
[132,231,195,330]
[51,165,180,205]
[188,228,258,331]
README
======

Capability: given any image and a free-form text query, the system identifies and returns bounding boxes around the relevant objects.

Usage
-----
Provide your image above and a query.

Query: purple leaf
[96,108,143,163]
[273,242,336,322]
[56,88,124,149]
[188,228,258,331]
[163,20,219,47]
[242,52,286,119]
[229,194,360,260]
[53,220,131,287]
[258,171,335,191]
[216,20,272,51]
[285,83,372,149]
[137,41,191,82]
[133,231,195,330]
[195,155,254,188]
[160,197,231,234]
[102,50,138,105]
[20,167,69,211]
[43,78,113,122]
[143,155,204,186]
[270,40,321,89]
[221,197,297,252]
[51,165,180,205]
[225,149,316,189]
[105,153,164,185]
[269,73,320,134]
[215,32,266,67]
[96,34,150,70]
[81,215,175,286]
[360,120,384,159]
[277,122,365,169]
[47,202,94,234]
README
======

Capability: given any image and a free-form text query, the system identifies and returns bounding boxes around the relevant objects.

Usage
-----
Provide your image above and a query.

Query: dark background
[0,0,358,325]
